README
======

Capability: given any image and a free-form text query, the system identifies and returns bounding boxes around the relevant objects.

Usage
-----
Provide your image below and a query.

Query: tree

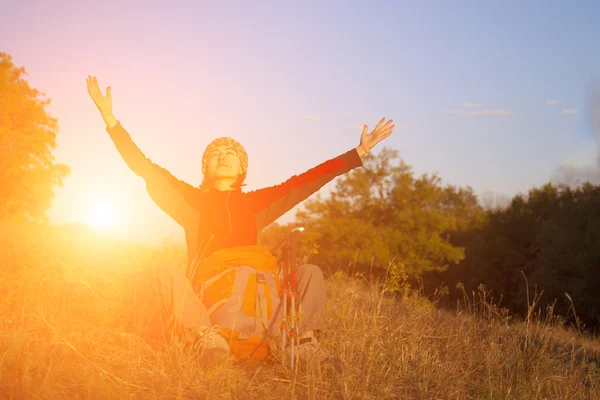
[0,53,69,221]
[295,148,481,277]
[440,182,600,330]
[479,190,511,211]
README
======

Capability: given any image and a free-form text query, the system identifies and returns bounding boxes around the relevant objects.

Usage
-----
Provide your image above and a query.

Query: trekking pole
[278,227,304,369]
[288,227,302,369]
[281,254,288,365]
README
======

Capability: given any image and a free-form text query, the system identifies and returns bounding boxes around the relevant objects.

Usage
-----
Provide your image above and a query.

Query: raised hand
[356,118,395,157]
[86,75,117,128]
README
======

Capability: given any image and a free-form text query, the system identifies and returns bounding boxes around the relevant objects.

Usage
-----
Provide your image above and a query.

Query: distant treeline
[260,149,600,331]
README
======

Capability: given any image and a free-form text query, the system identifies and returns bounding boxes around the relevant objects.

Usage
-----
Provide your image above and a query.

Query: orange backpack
[191,246,282,360]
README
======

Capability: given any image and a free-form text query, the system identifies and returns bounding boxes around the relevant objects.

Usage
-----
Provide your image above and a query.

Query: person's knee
[298,264,324,282]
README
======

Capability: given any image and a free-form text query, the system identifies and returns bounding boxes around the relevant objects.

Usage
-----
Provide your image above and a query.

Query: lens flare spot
[87,200,115,231]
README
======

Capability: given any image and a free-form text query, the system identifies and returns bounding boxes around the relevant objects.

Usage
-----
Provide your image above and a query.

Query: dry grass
[0,222,599,399]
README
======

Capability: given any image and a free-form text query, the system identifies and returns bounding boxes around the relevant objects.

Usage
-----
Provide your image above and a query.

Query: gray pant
[129,263,325,342]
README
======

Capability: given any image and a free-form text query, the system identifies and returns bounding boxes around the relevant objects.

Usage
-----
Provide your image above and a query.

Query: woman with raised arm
[86,75,395,364]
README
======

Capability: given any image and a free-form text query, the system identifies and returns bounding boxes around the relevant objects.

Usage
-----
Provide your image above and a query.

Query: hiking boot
[295,336,343,374]
[194,326,230,365]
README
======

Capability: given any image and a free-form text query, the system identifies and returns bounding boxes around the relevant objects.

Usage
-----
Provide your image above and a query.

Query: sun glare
[87,200,116,231]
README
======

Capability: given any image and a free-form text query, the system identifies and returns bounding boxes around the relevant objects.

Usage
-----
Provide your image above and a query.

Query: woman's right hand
[86,75,117,128]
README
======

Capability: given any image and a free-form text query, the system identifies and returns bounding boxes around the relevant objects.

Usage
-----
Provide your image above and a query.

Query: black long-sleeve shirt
[106,122,363,273]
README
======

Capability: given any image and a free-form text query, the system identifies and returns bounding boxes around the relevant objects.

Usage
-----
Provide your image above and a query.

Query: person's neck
[211,178,237,191]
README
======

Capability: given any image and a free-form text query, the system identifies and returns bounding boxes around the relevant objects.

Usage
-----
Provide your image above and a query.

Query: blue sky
[1,1,598,243]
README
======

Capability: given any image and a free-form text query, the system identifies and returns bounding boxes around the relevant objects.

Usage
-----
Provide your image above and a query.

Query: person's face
[205,144,243,180]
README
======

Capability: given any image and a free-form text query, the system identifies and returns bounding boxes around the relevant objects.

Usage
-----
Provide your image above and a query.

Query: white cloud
[463,102,482,108]
[467,109,513,117]
[560,109,577,115]
[443,110,465,115]
[545,99,557,105]
[553,139,600,186]
[303,115,320,122]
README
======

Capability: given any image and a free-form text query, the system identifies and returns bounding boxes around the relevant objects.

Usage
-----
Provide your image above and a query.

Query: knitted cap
[201,137,248,175]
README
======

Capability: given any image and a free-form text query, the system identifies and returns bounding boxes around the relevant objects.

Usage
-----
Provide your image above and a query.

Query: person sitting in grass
[86,75,395,364]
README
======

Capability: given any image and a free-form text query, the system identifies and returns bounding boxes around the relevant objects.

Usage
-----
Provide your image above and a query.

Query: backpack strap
[197,268,235,300]
[255,273,270,334]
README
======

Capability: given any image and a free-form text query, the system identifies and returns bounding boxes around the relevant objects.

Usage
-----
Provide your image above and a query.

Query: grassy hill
[0,222,599,399]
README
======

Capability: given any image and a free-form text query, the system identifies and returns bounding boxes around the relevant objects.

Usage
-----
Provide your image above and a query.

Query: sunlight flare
[86,200,116,231]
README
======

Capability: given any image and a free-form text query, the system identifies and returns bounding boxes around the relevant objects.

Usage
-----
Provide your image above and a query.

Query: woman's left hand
[356,118,395,157]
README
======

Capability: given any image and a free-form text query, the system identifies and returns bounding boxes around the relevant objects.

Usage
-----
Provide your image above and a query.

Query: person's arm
[106,122,198,227]
[86,76,197,227]
[248,149,363,231]
[248,118,395,231]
